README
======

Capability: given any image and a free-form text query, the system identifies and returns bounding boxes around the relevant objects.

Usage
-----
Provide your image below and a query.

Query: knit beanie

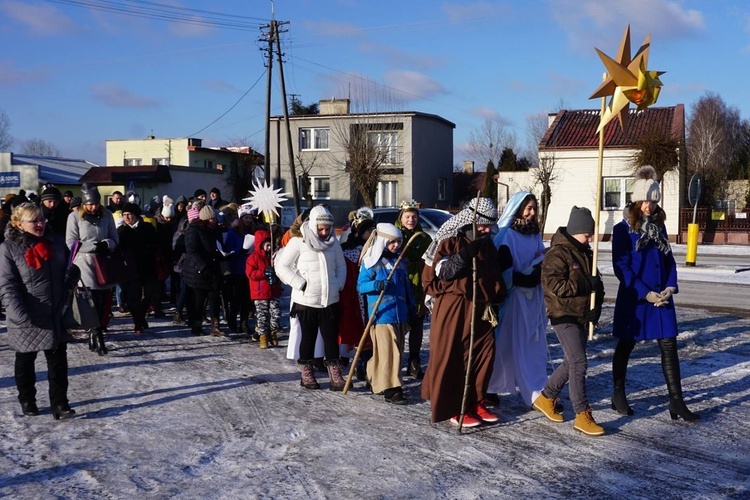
[210,187,220,196]
[161,195,174,218]
[69,196,82,209]
[566,206,595,236]
[194,189,207,199]
[63,190,74,198]
[308,205,334,227]
[199,205,216,221]
[631,165,661,203]
[41,185,62,202]
[122,202,141,216]
[187,206,200,222]
[238,203,256,218]
[81,183,101,205]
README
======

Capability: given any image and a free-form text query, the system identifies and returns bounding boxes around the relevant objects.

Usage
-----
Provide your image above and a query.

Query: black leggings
[296,304,340,361]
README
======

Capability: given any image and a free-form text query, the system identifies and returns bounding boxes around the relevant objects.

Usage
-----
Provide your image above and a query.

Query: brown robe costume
[421,235,507,423]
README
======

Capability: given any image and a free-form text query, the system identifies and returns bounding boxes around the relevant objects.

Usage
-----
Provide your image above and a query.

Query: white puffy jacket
[275,235,346,308]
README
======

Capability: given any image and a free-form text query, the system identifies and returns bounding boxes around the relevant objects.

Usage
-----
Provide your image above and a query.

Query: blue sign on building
[0,172,21,188]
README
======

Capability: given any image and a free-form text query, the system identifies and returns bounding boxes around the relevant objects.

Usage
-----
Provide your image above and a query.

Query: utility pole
[274,21,301,214]
[260,21,274,188]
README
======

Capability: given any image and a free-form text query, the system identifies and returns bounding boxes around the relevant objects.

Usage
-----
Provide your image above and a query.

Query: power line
[186,69,267,138]
[44,0,265,31]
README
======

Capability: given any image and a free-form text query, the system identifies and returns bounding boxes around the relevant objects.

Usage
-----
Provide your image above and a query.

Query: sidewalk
[592,241,750,286]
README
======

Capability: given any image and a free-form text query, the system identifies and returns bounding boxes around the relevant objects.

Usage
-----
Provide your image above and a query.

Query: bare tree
[0,109,12,151]
[530,154,560,233]
[330,79,407,207]
[21,138,60,157]
[222,136,264,203]
[630,125,679,181]
[525,111,559,232]
[466,119,517,171]
[295,153,320,209]
[687,92,742,203]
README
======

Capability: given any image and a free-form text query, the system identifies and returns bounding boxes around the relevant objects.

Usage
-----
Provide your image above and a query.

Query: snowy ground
[1,297,749,499]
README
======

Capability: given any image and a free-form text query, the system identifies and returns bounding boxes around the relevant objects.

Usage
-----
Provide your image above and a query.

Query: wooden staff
[458,191,482,434]
[589,73,607,341]
[342,231,426,395]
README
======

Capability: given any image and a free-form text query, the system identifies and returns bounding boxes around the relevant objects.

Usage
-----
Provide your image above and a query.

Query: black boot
[88,330,98,352]
[407,358,424,379]
[612,339,635,416]
[95,329,108,356]
[52,403,76,420]
[21,401,39,416]
[659,338,700,422]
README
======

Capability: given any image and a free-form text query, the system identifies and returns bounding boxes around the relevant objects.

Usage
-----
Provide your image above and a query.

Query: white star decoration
[243,181,290,222]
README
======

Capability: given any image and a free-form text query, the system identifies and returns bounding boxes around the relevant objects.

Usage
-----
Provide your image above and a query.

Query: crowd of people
[0,166,700,432]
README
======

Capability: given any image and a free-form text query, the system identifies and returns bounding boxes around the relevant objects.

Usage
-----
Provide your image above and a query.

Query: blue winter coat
[357,256,415,325]
[611,219,678,340]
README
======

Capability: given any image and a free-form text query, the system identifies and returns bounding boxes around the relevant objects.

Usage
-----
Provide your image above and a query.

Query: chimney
[462,160,475,175]
[319,98,350,115]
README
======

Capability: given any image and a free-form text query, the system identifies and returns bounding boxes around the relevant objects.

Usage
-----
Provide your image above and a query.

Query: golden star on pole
[589,25,665,133]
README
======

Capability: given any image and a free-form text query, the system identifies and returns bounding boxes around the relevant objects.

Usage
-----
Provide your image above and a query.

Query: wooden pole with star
[587,25,664,340]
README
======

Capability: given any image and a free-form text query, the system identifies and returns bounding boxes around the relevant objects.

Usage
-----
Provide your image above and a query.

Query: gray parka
[0,224,68,353]
[65,207,119,290]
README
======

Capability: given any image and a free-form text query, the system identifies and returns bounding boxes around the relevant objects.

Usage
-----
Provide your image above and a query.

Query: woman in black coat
[183,205,223,336]
[0,202,75,419]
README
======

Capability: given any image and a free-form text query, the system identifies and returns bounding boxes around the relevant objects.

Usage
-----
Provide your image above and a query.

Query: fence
[679,207,750,244]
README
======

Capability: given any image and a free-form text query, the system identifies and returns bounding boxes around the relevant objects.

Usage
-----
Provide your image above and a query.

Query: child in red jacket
[245,230,282,348]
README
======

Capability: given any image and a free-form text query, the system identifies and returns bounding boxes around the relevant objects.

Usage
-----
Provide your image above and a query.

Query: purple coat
[612,219,678,340]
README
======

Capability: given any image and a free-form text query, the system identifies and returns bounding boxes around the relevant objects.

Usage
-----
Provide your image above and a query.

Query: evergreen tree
[498,147,519,172]
[482,160,497,201]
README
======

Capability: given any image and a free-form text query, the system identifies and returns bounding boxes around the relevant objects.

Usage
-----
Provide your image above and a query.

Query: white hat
[632,165,661,203]
[309,205,334,227]
[361,223,402,269]
[238,203,256,218]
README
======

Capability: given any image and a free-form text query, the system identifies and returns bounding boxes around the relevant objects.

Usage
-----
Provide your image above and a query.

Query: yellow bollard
[685,223,699,266]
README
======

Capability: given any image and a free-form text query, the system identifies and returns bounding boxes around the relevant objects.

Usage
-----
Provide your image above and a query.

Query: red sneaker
[474,402,500,423]
[450,414,481,428]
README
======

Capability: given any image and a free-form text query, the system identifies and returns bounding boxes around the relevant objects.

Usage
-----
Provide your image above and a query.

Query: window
[152,157,169,166]
[368,131,398,164]
[299,175,330,200]
[203,160,214,169]
[376,180,398,207]
[438,177,447,201]
[124,158,142,166]
[300,127,329,150]
[603,177,635,209]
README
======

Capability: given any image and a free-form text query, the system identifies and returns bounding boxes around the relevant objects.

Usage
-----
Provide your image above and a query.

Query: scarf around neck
[634,216,671,254]
[301,220,335,252]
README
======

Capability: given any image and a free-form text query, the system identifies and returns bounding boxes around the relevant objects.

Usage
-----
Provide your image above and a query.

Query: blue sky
[0,0,747,166]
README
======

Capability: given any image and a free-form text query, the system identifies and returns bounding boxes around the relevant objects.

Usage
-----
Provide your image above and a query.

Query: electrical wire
[186,69,267,138]
[44,0,265,31]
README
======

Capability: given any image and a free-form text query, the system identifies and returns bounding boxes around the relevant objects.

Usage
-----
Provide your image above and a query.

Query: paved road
[597,247,750,316]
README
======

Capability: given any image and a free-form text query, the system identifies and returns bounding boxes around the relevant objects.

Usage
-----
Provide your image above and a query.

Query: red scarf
[25,239,52,270]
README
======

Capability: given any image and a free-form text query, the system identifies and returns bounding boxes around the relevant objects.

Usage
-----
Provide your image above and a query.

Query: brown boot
[259,333,269,349]
[297,360,320,390]
[325,359,345,392]
[269,330,279,347]
[574,408,605,436]
[210,318,225,337]
[533,393,564,423]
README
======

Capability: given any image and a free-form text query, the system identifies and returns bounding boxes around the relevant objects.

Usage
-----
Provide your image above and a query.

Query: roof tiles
[539,104,684,150]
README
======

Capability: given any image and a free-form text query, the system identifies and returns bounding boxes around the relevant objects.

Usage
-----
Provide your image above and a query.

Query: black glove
[64,265,81,290]
[375,280,387,292]
[584,303,602,324]
[265,267,277,285]
[94,241,109,254]
[458,237,486,262]
[513,264,542,288]
[579,274,602,295]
